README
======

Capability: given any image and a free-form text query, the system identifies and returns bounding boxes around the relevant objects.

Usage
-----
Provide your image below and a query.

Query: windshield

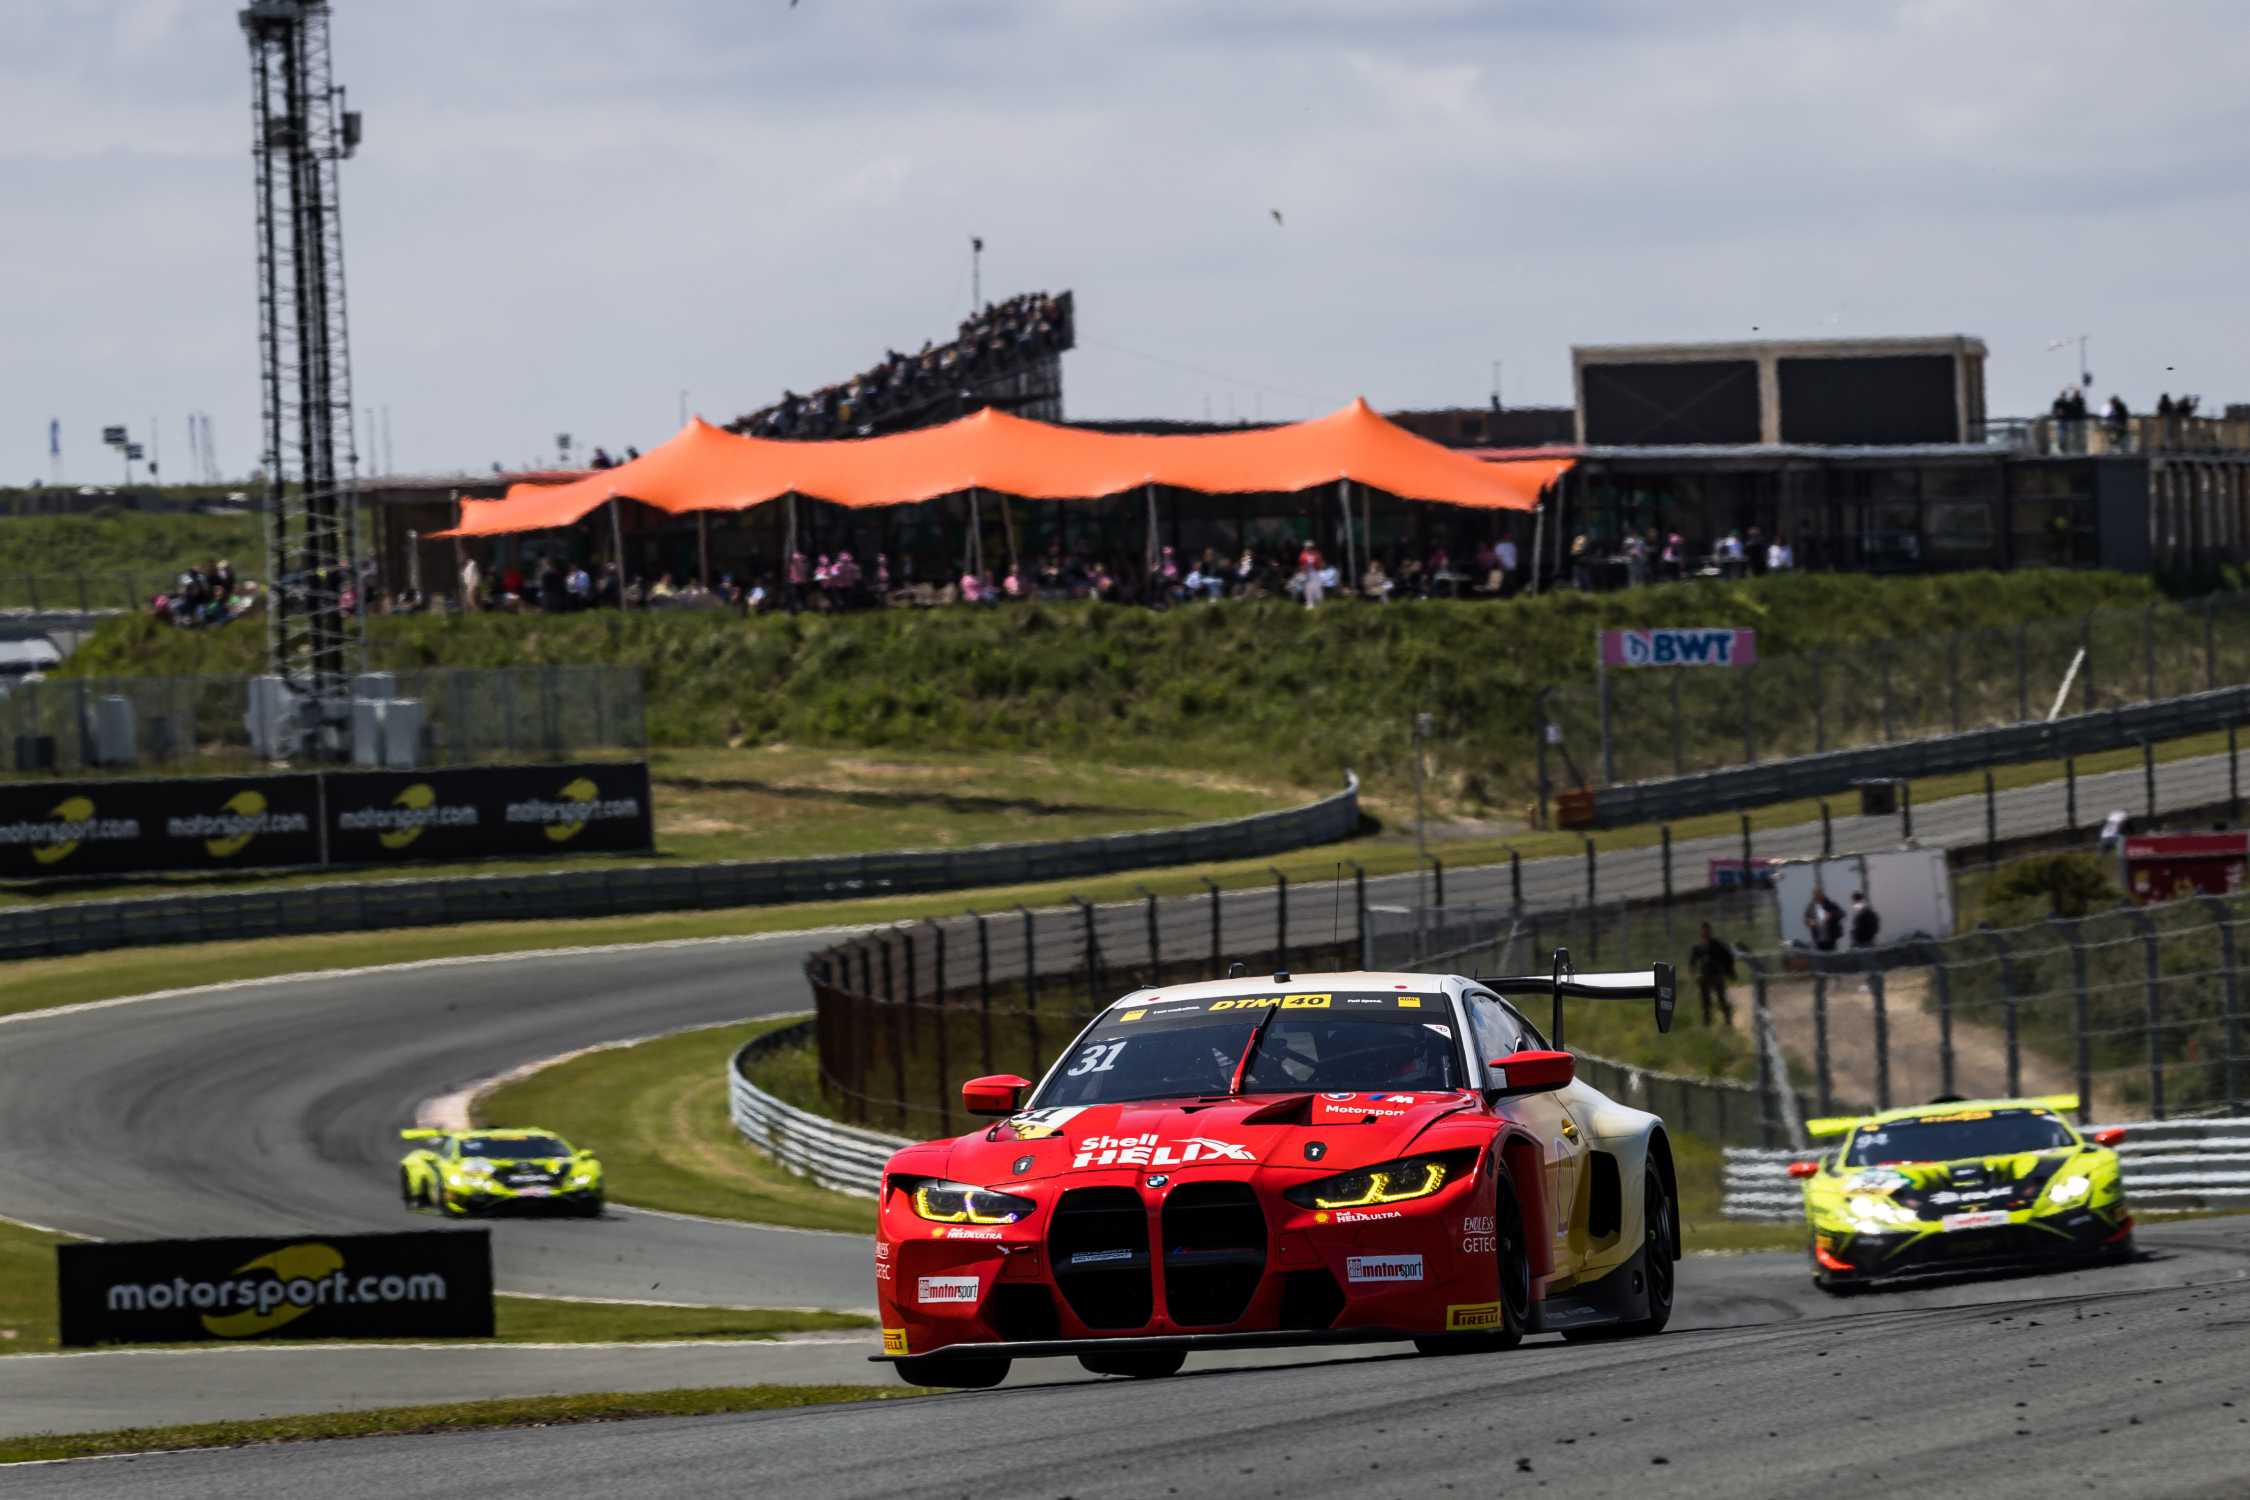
[1843,1110,2076,1166]
[1034,992,1460,1108]
[463,1135,571,1159]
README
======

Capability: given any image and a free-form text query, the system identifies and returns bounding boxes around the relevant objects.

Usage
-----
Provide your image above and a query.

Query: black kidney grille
[1050,1187,1153,1330]
[1161,1181,1266,1327]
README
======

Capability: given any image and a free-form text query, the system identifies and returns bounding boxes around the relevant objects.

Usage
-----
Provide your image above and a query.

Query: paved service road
[12,1219,2247,1495]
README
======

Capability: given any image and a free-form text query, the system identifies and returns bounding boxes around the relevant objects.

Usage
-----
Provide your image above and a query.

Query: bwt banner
[0,772,323,879]
[0,762,652,879]
[325,761,654,865]
[57,1230,494,1346]
[1599,627,1758,669]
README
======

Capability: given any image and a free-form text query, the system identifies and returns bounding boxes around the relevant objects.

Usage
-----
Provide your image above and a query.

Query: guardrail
[0,773,1359,962]
[1719,1117,2250,1220]
[1578,684,2250,828]
[728,1020,907,1195]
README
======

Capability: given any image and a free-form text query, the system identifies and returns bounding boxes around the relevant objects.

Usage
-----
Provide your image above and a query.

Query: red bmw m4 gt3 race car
[873,957,1682,1387]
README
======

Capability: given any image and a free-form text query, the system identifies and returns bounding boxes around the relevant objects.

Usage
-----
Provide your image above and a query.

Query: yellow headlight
[908,1179,1034,1225]
[1282,1151,1476,1211]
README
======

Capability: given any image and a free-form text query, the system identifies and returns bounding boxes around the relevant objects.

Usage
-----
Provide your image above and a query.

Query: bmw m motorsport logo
[56,1230,494,1346]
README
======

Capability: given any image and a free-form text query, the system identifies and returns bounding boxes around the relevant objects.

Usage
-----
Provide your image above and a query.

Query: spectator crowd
[730,292,1074,442]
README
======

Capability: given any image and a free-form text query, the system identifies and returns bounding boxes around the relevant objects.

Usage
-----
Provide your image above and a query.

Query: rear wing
[1480,949,1676,1047]
[399,1128,443,1141]
[1807,1093,2084,1139]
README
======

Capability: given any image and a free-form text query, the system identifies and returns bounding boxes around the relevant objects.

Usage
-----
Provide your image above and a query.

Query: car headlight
[455,1159,496,1176]
[2048,1173,2092,1207]
[1283,1149,1478,1210]
[1845,1194,1916,1228]
[898,1177,1034,1225]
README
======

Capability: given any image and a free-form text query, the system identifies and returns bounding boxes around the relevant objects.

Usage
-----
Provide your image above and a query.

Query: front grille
[984,1284,1061,1342]
[1161,1182,1266,1326]
[1050,1188,1152,1329]
[1277,1268,1346,1330]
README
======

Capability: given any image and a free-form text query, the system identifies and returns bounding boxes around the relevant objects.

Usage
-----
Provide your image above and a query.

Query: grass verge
[475,1017,875,1235]
[0,1215,865,1355]
[0,1385,914,1465]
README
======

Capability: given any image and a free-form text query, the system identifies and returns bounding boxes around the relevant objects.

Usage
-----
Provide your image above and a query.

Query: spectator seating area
[728,292,1073,441]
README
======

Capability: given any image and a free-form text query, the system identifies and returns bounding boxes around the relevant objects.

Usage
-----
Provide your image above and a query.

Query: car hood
[448,1156,576,1174]
[1821,1148,2095,1215]
[946,1092,1475,1185]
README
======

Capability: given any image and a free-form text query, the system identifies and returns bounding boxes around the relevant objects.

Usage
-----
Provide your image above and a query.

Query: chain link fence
[1540,591,2250,791]
[0,666,645,776]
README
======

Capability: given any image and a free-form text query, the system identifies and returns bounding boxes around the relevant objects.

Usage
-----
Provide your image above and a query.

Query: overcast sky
[7,0,2249,482]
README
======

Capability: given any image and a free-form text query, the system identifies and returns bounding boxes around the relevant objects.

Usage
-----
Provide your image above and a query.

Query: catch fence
[0,666,645,777]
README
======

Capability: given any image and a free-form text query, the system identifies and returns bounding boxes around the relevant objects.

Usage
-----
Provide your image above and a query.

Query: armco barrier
[1583,684,2250,828]
[1719,1117,2250,1221]
[729,1021,907,1195]
[0,773,1358,961]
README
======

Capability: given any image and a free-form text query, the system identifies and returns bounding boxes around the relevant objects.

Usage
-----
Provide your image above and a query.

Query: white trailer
[1772,845,1953,951]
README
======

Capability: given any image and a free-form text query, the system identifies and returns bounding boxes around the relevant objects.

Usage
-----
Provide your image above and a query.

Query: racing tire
[400,1170,417,1209]
[894,1355,1010,1390]
[1414,1163,1529,1357]
[1077,1350,1187,1380]
[1814,1274,1863,1297]
[577,1195,606,1219]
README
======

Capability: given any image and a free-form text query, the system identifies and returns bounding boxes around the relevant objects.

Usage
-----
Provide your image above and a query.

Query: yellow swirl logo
[200,1241,346,1339]
[544,778,596,843]
[381,784,436,850]
[206,790,267,859]
[33,796,94,865]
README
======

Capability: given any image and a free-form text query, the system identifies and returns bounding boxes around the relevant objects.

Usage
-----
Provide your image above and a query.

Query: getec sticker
[1345,1254,1424,1284]
[916,1275,980,1304]
[1446,1301,1503,1332]
[1460,1214,1496,1255]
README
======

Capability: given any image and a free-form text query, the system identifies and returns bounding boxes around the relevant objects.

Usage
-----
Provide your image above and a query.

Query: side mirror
[1786,1160,1822,1179]
[962,1074,1031,1117]
[1486,1049,1574,1098]
[2091,1126,2127,1147]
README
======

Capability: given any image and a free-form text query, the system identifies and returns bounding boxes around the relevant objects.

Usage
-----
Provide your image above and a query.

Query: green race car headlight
[1283,1150,1478,1211]
[2047,1173,2092,1207]
[899,1177,1034,1225]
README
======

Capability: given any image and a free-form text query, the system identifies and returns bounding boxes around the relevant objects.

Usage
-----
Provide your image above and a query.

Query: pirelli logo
[1209,994,1332,1012]
[882,1327,909,1355]
[1446,1301,1503,1332]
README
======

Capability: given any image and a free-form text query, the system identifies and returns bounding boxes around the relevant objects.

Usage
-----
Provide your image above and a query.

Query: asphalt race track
[10,1222,2248,1497]
[3,759,2248,1490]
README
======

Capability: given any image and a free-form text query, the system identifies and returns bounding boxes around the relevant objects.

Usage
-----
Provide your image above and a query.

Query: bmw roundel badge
[1013,1155,1034,1176]
[1146,1174,1170,1188]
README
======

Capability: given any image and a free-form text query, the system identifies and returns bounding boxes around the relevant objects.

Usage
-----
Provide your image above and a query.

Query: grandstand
[727,291,1073,441]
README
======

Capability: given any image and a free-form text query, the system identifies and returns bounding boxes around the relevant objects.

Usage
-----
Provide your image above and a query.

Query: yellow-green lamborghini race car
[399,1128,605,1218]
[1790,1096,2131,1291]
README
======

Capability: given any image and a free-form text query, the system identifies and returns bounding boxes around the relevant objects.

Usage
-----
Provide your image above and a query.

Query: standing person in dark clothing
[1805,886,1845,952]
[1849,890,1881,951]
[1688,922,1737,1027]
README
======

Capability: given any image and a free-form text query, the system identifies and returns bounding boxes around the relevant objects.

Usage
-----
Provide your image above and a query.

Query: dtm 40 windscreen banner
[324,762,654,864]
[56,1230,495,1346]
[0,772,323,879]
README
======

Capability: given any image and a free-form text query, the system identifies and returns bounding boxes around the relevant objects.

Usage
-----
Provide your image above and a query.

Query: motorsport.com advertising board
[0,761,652,879]
[56,1230,495,1346]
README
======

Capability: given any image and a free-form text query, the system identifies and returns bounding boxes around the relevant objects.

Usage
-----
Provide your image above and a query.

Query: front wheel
[894,1355,1010,1389]
[1415,1162,1529,1356]
[1077,1350,1186,1380]
[400,1170,417,1209]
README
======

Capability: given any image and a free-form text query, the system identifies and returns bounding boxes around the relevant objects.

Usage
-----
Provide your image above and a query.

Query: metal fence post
[1985,930,2021,1099]
[2233,724,2243,823]
[1813,651,1827,752]
[2015,623,2030,721]
[1583,837,1597,917]
[2065,756,2077,833]
[1020,906,1042,1079]
[2143,740,2157,820]
[1879,648,1894,742]
[2121,905,2165,1119]
[1812,971,1832,1115]
[1869,967,1890,1111]
[1139,886,1161,982]
[1203,877,1222,975]
[2200,894,2241,1112]
[1349,861,1368,968]
[1984,771,1998,866]
[1428,856,1445,908]
[974,911,994,1075]
[1926,942,1955,1098]
[1269,868,1289,974]
[926,919,951,1136]
[1742,669,1756,765]
[1670,671,1684,775]
[2038,918,2086,1124]
[1947,634,1962,733]
[1660,826,1673,914]
[1510,850,1523,914]
[1819,800,1833,858]
[1740,814,1753,874]
[1599,667,1616,786]
[1900,779,1914,842]
[2080,612,2095,712]
[1536,687,1553,829]
[2143,601,2158,702]
[1746,953,1778,1147]
[2206,595,2218,693]
[1074,896,1102,1008]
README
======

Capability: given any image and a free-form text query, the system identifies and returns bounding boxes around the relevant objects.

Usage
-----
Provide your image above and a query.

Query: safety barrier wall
[1718,1117,2250,1221]
[1578,683,2250,829]
[0,774,1358,961]
[729,1020,907,1196]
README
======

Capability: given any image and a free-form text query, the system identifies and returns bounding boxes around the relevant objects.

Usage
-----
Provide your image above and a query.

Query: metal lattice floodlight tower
[242,0,364,748]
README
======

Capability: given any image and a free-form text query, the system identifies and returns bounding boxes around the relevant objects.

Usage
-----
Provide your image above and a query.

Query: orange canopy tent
[431,399,1572,538]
